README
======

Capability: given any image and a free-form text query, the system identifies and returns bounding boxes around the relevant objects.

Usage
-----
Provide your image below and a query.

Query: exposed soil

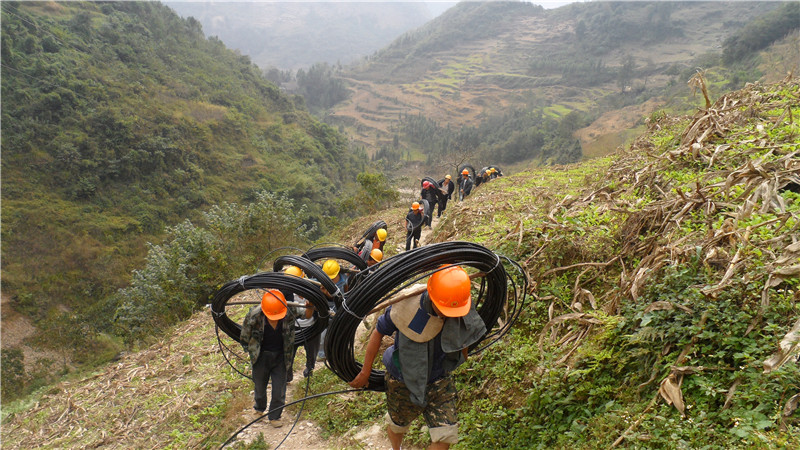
[1,293,64,371]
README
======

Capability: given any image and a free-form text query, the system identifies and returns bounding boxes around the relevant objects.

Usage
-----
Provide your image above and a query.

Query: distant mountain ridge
[328,1,793,165]
[166,1,436,70]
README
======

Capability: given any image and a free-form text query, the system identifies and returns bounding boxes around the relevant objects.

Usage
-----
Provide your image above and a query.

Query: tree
[617,54,636,93]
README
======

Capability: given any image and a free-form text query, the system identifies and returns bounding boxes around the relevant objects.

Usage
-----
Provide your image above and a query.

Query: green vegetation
[295,62,350,115]
[1,1,365,400]
[723,2,800,64]
[333,80,800,447]
[398,107,585,166]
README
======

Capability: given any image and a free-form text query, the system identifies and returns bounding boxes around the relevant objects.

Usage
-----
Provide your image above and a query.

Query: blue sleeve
[376,307,397,337]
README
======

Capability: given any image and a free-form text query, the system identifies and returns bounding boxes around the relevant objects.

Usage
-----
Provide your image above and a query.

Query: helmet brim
[437,300,471,318]
[264,309,287,320]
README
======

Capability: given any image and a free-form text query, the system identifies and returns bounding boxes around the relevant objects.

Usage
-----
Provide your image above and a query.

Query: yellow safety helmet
[370,248,383,262]
[376,228,387,242]
[322,259,340,279]
[445,174,452,180]
[284,266,304,278]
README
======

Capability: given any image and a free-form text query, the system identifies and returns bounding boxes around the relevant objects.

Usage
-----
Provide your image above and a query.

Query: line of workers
[239,165,502,429]
[406,166,502,250]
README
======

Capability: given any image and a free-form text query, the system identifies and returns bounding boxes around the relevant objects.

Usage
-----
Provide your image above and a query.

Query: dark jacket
[459,177,473,197]
[438,179,455,200]
[241,305,302,374]
[406,209,425,231]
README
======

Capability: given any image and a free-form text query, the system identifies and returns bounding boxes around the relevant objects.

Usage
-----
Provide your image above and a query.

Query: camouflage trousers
[384,373,459,443]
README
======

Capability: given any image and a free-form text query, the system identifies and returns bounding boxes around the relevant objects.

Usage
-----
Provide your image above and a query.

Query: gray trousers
[252,350,286,420]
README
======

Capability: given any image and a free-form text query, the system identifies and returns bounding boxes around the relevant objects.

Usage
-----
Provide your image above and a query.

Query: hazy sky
[165,1,581,19]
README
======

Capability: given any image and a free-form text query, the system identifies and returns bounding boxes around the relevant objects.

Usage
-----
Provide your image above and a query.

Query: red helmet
[423,181,431,189]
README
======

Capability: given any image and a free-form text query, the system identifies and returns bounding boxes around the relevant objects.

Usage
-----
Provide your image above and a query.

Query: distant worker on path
[283,266,319,379]
[349,265,487,450]
[368,248,383,267]
[405,201,425,251]
[458,169,473,201]
[356,228,387,262]
[241,289,311,427]
[436,175,455,218]
[420,181,438,228]
[317,259,348,361]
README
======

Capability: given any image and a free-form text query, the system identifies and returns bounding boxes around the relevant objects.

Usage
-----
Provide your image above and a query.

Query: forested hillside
[1,0,365,397]
[328,1,797,168]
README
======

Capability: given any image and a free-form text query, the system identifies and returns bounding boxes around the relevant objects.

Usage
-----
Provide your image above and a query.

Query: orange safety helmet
[461,169,469,176]
[370,248,383,262]
[427,265,472,317]
[411,201,420,211]
[261,289,287,320]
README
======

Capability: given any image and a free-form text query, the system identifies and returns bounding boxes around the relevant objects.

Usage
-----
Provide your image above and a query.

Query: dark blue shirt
[377,296,447,383]
[261,319,284,354]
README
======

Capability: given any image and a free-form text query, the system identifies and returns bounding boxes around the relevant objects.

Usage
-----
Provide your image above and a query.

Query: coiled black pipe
[420,176,441,190]
[210,272,331,347]
[353,220,387,252]
[458,164,475,179]
[302,245,367,271]
[325,241,523,392]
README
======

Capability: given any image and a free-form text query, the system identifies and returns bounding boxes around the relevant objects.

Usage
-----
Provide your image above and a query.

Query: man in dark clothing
[405,201,425,251]
[349,266,487,450]
[420,181,438,228]
[436,175,454,217]
[240,289,310,427]
[458,169,473,201]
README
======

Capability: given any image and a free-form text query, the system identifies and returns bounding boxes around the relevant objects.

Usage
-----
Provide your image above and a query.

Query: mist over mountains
[166,1,443,70]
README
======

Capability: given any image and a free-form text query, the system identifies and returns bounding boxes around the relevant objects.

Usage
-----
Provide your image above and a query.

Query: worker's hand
[349,369,371,388]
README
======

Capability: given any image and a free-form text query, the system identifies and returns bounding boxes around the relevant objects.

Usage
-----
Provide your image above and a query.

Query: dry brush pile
[0,313,246,449]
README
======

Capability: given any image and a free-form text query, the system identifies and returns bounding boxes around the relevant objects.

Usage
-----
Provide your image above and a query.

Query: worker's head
[261,289,287,320]
[445,174,452,180]
[461,169,469,176]
[411,201,420,211]
[322,259,340,279]
[485,170,491,176]
[283,265,304,278]
[368,248,383,265]
[427,265,471,317]
[376,228,387,242]
[423,181,431,189]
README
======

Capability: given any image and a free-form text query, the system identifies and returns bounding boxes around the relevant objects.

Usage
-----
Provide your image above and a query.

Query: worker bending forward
[349,266,487,449]
[241,290,311,427]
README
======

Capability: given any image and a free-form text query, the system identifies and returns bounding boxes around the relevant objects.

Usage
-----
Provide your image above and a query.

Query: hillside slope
[1,1,364,374]
[329,1,793,164]
[3,78,797,448]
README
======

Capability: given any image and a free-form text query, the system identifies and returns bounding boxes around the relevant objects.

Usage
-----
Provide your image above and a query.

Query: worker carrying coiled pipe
[349,265,486,450]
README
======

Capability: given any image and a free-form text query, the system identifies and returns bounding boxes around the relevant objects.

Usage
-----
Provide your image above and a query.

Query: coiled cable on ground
[325,241,527,391]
